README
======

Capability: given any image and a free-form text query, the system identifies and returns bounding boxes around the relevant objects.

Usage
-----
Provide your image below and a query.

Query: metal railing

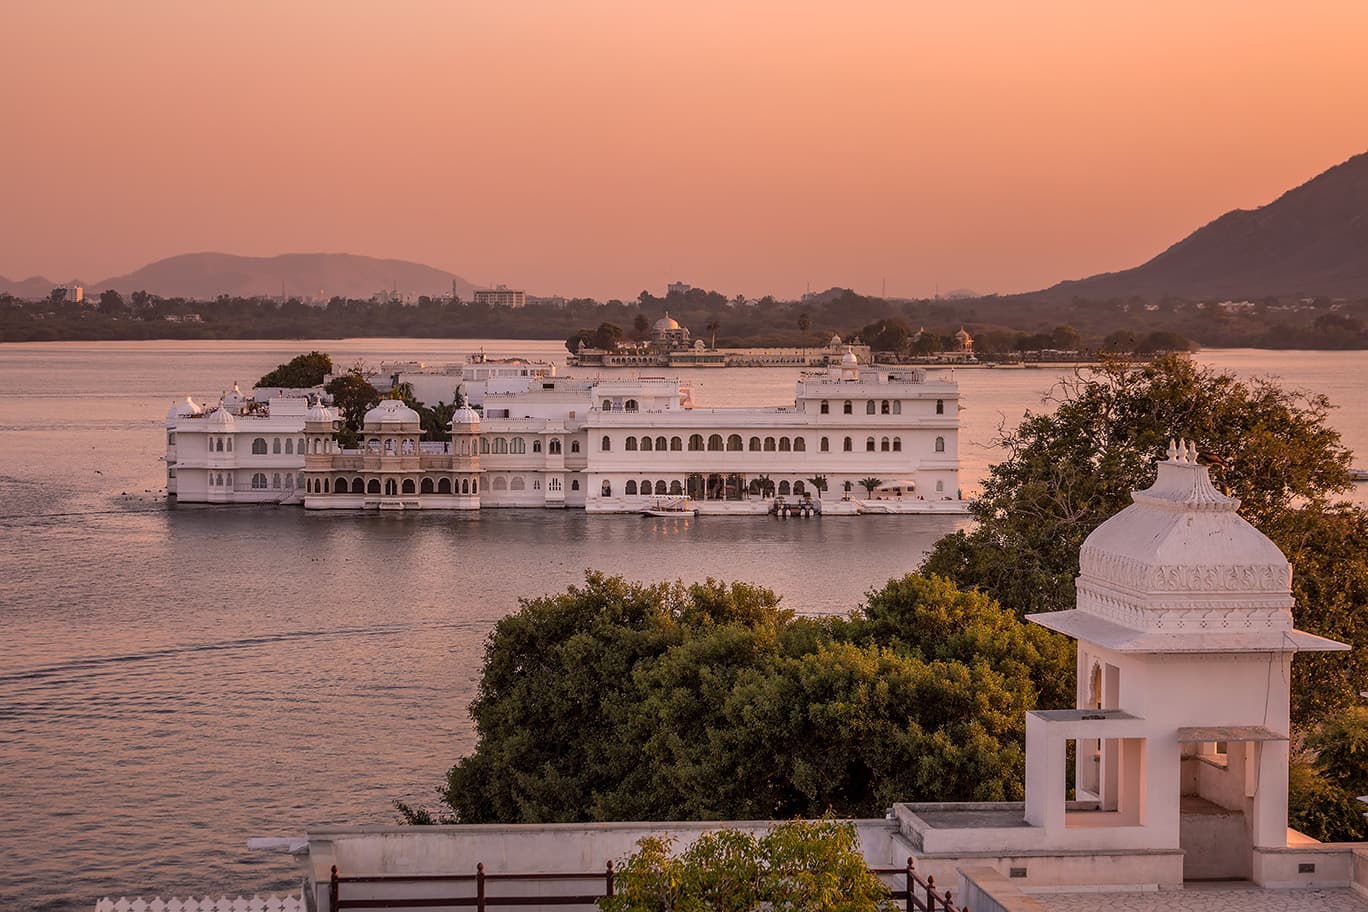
[328,857,963,911]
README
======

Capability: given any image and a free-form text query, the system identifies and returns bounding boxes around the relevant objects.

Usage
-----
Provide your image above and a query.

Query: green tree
[256,351,333,388]
[324,368,381,447]
[798,312,812,334]
[858,477,882,497]
[633,313,651,342]
[595,322,625,351]
[423,572,1061,825]
[805,475,828,499]
[920,355,1357,721]
[706,318,721,349]
[601,818,892,912]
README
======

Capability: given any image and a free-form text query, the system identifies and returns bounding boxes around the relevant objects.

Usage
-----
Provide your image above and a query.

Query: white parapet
[94,892,306,912]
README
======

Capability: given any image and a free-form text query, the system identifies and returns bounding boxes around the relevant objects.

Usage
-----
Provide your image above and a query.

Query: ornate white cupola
[1030,439,1345,654]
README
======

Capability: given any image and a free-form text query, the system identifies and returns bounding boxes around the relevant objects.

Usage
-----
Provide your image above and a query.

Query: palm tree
[705,318,721,349]
[806,475,828,500]
[858,477,882,497]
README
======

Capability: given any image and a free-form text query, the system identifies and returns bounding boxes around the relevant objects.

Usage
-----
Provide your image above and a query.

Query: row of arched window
[364,438,417,455]
[816,398,945,415]
[315,476,480,496]
[250,437,307,455]
[209,437,232,452]
[624,479,685,496]
[602,399,640,412]
[604,434,943,453]
[480,437,573,455]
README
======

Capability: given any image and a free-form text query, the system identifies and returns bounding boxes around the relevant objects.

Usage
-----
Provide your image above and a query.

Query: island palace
[164,351,964,514]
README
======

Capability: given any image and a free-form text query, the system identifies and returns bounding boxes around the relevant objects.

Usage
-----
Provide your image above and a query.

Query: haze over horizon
[6,1,1368,300]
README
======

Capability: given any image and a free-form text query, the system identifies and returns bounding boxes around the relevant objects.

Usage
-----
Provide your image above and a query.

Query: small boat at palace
[643,496,696,517]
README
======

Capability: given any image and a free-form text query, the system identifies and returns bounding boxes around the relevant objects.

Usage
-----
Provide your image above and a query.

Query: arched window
[892,402,901,415]
[298,438,306,453]
[251,472,267,489]
[670,480,683,495]
[640,479,651,494]
[640,436,653,451]
[532,440,542,453]
[778,437,791,452]
[549,439,562,454]
[626,481,638,496]
[421,478,434,493]
[273,438,282,454]
[843,400,853,414]
[881,437,890,452]
[272,473,282,488]
[472,479,478,494]
[625,399,639,412]
[820,400,829,414]
[843,437,853,452]
[625,436,638,451]
[764,437,776,452]
[351,478,364,494]
[655,436,667,451]
[748,437,761,451]
[778,480,791,496]
[794,481,806,495]
[252,438,267,455]
[480,438,490,454]
[893,437,902,452]
[493,477,508,491]
[438,477,451,494]
[367,479,382,494]
[385,479,397,496]
[671,436,683,451]
[866,437,876,452]
[226,438,232,451]
[571,479,580,491]
[935,436,946,453]
[510,477,525,491]
[881,400,890,415]
[384,438,396,455]
[689,434,704,451]
[727,434,743,451]
[602,399,613,411]
[571,440,581,453]
[602,435,612,451]
[510,438,526,454]
[866,400,876,415]
[285,439,293,455]
[936,399,945,415]
[601,480,612,496]
[655,480,667,495]
[936,480,945,493]
[707,434,723,451]
[216,438,223,452]
[402,479,416,494]
[794,437,806,452]
[820,437,829,452]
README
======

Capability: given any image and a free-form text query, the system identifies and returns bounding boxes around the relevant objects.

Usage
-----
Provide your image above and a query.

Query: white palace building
[164,352,965,515]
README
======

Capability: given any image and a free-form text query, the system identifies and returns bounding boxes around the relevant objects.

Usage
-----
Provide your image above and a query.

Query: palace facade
[166,353,963,514]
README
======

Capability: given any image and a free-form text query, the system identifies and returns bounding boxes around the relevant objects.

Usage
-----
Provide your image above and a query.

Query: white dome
[166,396,202,421]
[306,403,336,423]
[450,405,481,427]
[222,382,246,407]
[363,399,421,426]
[841,347,859,366]
[205,407,237,429]
[654,313,681,332]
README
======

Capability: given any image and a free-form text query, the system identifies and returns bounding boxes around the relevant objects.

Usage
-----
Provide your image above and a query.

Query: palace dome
[450,405,481,427]
[954,326,972,341]
[205,406,237,429]
[841,347,859,366]
[222,382,246,409]
[306,402,336,423]
[363,399,420,426]
[166,397,202,421]
[654,313,681,332]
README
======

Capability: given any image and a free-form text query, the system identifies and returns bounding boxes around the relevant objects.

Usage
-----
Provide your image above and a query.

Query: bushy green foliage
[323,368,381,446]
[1288,756,1368,843]
[255,350,333,388]
[429,572,1068,824]
[600,818,894,912]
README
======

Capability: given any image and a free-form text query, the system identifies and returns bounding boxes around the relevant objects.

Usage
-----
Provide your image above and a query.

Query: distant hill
[92,252,479,300]
[1040,151,1368,300]
[0,274,65,299]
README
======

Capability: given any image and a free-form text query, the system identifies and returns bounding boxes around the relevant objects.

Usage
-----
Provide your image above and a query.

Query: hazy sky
[5,1,1368,299]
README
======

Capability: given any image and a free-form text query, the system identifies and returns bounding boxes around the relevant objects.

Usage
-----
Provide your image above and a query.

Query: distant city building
[474,285,526,308]
[666,281,691,297]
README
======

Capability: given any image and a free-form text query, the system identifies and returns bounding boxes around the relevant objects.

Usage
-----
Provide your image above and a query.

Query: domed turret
[306,402,336,423]
[362,399,421,428]
[841,347,859,366]
[449,405,481,428]
[166,397,202,422]
[222,382,246,411]
[205,406,237,429]
[654,313,681,332]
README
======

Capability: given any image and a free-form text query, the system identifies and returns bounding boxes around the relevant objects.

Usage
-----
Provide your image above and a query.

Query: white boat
[643,496,696,517]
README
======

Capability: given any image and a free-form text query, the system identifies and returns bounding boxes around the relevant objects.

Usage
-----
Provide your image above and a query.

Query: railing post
[927,874,936,911]
[905,858,914,912]
[606,860,615,899]
[329,865,339,912]
[943,888,953,912]
[476,862,486,912]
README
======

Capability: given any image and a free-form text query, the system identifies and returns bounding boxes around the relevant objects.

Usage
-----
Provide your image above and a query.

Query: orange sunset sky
[5,1,1368,300]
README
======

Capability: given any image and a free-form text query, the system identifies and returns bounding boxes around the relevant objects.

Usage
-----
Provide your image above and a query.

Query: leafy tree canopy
[601,818,892,912]
[256,350,333,389]
[920,354,1362,724]
[323,367,381,446]
[417,572,1069,825]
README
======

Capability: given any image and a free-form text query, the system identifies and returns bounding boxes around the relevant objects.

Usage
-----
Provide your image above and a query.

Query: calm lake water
[1,340,1365,910]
